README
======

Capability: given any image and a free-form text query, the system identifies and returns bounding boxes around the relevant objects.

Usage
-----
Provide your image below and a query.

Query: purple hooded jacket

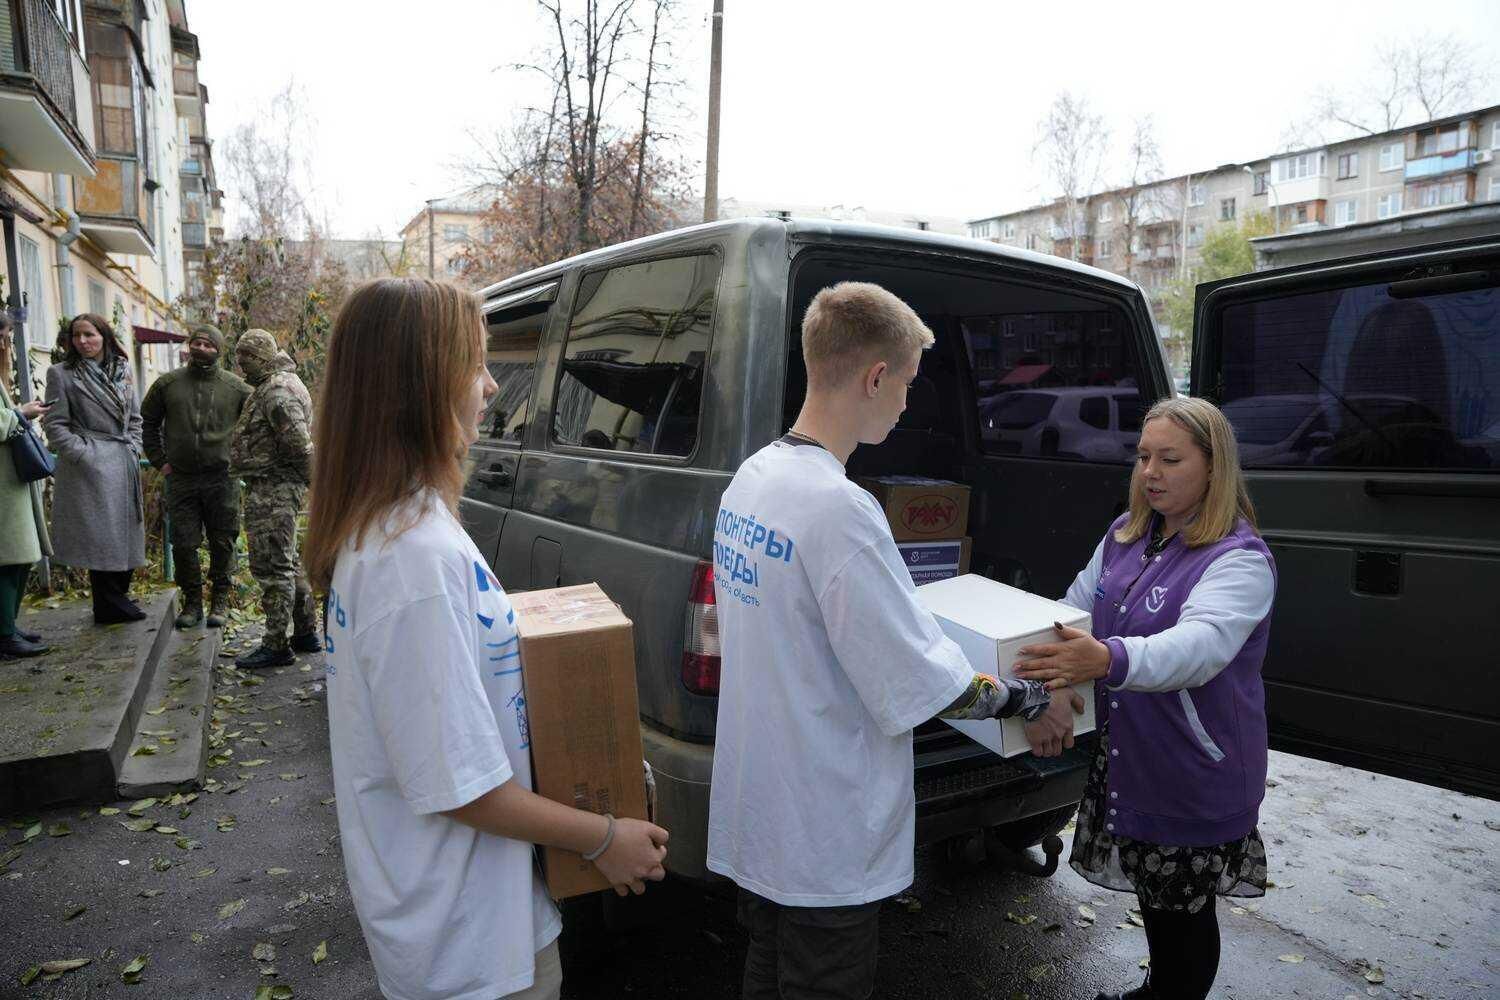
[1087,515,1277,846]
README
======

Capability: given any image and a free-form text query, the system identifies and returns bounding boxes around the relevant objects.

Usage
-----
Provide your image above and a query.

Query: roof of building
[398,185,502,236]
[718,196,968,236]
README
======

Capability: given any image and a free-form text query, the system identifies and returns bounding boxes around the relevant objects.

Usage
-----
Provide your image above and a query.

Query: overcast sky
[189,0,1500,238]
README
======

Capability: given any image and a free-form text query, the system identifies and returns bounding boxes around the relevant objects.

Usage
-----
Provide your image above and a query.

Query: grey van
[462,221,1500,881]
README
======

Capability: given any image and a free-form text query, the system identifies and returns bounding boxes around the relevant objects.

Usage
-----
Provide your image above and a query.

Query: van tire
[987,804,1078,851]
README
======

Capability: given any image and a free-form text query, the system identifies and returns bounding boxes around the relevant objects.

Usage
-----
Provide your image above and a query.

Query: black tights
[1140,899,1220,999]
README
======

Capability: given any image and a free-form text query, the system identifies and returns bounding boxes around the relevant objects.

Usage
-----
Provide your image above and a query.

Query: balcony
[73,154,154,255]
[1404,148,1477,181]
[0,0,96,174]
[182,222,206,248]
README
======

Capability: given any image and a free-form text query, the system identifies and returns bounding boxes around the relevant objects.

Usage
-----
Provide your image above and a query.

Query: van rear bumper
[642,723,1094,883]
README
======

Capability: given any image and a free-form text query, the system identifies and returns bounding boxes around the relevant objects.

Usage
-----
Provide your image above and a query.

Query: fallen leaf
[20,966,40,986]
[241,759,270,767]
[265,867,291,876]
[1127,910,1145,927]
[98,807,121,816]
[312,940,327,964]
[193,867,216,878]
[138,888,163,898]
[131,745,158,757]
[892,893,921,913]
[121,955,147,983]
[153,825,179,835]
[38,958,91,975]
[1077,904,1097,922]
[1005,911,1038,926]
[122,818,157,833]
[191,931,205,943]
[1365,968,1386,984]
[46,822,71,838]
[283,891,311,911]
[277,773,304,782]
[252,942,276,962]
[216,814,237,832]
[151,856,173,872]
[174,837,201,851]
[1138,957,1151,969]
[1026,963,1053,982]
[1230,905,1248,915]
[218,898,246,920]
[127,798,157,817]
[0,848,21,868]
[1355,892,1387,908]
[1279,953,1305,963]
[144,706,168,715]
[63,905,86,921]
[320,797,336,806]
[22,822,42,841]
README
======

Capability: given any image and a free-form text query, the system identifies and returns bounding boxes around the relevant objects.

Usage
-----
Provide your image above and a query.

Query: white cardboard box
[915,573,1096,758]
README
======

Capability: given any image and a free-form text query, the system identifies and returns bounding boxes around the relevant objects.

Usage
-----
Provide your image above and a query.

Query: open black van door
[1190,236,1500,801]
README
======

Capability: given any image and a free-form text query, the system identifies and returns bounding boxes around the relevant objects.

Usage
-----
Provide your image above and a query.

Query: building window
[1337,152,1359,179]
[1493,121,1500,150]
[1253,171,1268,196]
[1186,223,1205,247]
[971,221,993,239]
[1379,143,1403,171]
[1491,176,1500,202]
[1188,183,1206,207]
[1097,201,1113,223]
[88,279,107,316]
[1274,152,1326,182]
[1097,238,1112,257]
[1026,233,1038,251]
[1409,179,1470,209]
[1001,222,1016,240]
[17,237,48,350]
[1219,197,1236,221]
[446,257,468,276]
[914,220,930,231]
[443,224,468,242]
[1334,199,1358,226]
[1377,192,1403,219]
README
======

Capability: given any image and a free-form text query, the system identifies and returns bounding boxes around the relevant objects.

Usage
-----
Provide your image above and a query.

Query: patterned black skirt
[1068,724,1268,913]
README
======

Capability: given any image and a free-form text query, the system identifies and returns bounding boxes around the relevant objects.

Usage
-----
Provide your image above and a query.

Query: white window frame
[1097,201,1113,223]
[1275,152,1327,183]
[1334,199,1358,226]
[1491,121,1500,150]
[1377,192,1403,219]
[442,224,468,242]
[1219,197,1235,221]
[1379,143,1403,172]
[1336,151,1359,179]
[1001,221,1016,240]
[1491,176,1500,202]
[1097,238,1112,257]
[971,220,993,239]
[1186,223,1205,247]
[1188,183,1206,207]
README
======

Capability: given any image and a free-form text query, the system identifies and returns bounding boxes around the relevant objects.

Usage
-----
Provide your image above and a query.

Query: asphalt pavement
[3,638,1496,999]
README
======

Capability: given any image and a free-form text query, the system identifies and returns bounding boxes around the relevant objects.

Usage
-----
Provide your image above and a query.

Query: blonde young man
[707,282,1084,999]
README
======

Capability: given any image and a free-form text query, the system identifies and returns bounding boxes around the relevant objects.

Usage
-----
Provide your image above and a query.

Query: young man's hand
[1023,689,1085,757]
[593,818,670,896]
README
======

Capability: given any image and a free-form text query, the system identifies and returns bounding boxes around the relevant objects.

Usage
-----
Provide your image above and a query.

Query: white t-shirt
[707,441,972,907]
[324,496,561,1000]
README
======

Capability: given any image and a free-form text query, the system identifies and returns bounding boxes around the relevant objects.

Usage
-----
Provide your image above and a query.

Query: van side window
[481,290,553,444]
[1217,282,1499,470]
[554,254,720,458]
[964,301,1148,464]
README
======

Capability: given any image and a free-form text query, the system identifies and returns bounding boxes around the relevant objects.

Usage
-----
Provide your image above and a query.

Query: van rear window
[1217,281,1500,471]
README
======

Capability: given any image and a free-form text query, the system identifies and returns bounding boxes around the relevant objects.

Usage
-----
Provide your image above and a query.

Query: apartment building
[2,0,219,404]
[966,104,1500,360]
[399,185,499,285]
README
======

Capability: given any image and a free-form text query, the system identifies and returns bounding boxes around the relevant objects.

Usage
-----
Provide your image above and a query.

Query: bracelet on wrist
[582,813,616,862]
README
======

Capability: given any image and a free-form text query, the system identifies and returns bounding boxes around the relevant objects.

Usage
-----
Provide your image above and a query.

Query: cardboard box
[856,476,970,541]
[897,537,972,586]
[915,574,1096,758]
[509,583,648,899]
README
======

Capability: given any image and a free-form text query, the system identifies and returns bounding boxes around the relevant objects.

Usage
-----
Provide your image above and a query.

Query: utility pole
[702,0,724,223]
[427,199,436,278]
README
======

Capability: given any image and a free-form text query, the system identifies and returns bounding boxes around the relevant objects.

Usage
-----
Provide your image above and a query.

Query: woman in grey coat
[0,314,53,657]
[42,314,147,623]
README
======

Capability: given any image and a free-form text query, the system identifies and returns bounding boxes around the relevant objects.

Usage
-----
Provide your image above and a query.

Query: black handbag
[9,410,55,482]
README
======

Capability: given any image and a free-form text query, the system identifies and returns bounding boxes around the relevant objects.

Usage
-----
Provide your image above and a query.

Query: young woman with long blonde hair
[1013,396,1276,1000]
[306,278,669,1000]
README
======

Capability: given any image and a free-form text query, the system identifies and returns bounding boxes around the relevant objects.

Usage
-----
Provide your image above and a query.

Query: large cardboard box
[509,583,648,900]
[915,574,1096,758]
[897,537,972,586]
[856,476,970,541]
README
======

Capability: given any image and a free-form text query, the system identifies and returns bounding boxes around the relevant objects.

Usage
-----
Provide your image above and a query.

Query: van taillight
[681,560,721,695]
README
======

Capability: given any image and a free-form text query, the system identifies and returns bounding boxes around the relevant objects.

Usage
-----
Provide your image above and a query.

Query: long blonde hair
[0,314,14,396]
[1115,396,1258,548]
[304,278,484,592]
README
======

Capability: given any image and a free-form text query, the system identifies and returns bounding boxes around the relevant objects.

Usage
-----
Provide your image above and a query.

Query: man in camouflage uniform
[140,324,250,629]
[229,329,319,668]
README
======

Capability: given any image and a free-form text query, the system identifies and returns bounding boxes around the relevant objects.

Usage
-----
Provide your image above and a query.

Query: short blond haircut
[1116,396,1258,548]
[801,282,934,390]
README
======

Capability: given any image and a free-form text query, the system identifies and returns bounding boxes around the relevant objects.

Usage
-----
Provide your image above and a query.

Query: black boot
[14,629,42,643]
[236,644,294,670]
[175,596,204,630]
[290,632,323,654]
[0,634,50,658]
[206,589,230,628]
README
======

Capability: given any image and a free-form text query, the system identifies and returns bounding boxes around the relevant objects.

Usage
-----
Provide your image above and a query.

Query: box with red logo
[855,476,971,542]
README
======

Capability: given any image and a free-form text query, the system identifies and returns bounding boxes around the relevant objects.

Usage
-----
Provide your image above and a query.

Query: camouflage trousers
[166,471,241,607]
[242,477,316,651]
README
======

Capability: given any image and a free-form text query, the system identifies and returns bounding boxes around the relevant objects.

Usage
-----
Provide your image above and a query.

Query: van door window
[481,288,553,444]
[964,303,1149,463]
[1215,281,1499,470]
[554,254,721,458]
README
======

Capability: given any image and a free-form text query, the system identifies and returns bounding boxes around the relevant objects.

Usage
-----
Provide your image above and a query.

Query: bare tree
[220,83,319,240]
[1306,32,1490,139]
[1114,117,1164,282]
[1034,92,1109,262]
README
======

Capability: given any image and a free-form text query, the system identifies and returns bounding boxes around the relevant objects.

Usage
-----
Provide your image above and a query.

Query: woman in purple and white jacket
[1014,397,1275,1000]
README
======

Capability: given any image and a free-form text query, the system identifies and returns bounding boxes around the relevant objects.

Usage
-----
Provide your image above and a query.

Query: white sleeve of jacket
[1059,535,1107,613]
[1110,548,1275,693]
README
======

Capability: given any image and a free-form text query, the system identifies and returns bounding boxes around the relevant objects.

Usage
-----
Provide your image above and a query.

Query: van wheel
[987,804,1078,851]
